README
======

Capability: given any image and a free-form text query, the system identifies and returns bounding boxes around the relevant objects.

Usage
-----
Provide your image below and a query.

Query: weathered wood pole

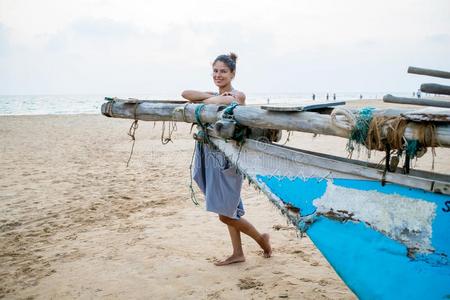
[407,66,450,79]
[101,101,450,147]
[383,94,450,108]
[420,83,450,96]
[101,100,220,122]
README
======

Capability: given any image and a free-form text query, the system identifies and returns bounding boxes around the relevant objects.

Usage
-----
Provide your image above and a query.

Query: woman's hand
[181,90,215,102]
[203,91,245,105]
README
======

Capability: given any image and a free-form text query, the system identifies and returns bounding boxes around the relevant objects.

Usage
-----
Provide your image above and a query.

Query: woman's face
[212,61,234,88]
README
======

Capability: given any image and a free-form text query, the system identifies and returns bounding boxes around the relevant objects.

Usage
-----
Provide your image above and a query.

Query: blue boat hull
[211,137,450,300]
[258,176,450,300]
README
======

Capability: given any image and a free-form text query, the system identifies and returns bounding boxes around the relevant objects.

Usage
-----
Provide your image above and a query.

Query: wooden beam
[383,94,450,108]
[101,101,450,147]
[407,66,450,79]
[101,100,222,122]
[420,83,450,96]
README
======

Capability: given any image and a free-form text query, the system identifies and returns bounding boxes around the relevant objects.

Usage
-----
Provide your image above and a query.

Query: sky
[0,0,449,95]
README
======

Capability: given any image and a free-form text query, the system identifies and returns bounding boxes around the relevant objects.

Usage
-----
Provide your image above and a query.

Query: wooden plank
[383,94,450,108]
[401,107,450,122]
[420,83,450,96]
[261,101,345,112]
[407,66,450,79]
[210,135,449,194]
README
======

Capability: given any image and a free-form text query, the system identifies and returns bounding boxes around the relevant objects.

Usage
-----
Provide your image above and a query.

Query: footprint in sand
[237,277,264,290]
[206,288,226,299]
[318,279,329,286]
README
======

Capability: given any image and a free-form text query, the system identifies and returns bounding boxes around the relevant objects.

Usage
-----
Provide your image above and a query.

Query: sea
[0,92,415,115]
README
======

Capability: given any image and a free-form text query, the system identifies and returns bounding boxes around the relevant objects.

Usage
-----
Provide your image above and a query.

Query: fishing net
[344,108,438,161]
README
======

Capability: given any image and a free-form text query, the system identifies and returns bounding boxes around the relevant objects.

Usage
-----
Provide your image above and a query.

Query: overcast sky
[0,0,449,95]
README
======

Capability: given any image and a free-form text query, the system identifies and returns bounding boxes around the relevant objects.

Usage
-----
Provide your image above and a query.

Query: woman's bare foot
[261,233,272,258]
[214,254,246,266]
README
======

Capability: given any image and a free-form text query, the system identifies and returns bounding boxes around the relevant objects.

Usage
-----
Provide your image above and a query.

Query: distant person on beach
[181,52,272,266]
[333,93,336,101]
[312,93,316,101]
[360,94,363,100]
[326,93,329,100]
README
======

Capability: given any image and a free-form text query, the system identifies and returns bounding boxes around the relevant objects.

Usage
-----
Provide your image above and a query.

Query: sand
[1,100,448,299]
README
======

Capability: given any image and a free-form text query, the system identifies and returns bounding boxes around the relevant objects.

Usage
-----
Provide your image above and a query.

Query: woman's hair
[213,52,237,72]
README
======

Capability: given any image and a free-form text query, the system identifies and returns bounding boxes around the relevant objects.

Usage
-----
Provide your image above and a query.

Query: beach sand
[1,100,448,299]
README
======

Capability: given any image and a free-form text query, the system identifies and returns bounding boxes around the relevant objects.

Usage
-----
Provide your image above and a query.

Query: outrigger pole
[101,98,450,148]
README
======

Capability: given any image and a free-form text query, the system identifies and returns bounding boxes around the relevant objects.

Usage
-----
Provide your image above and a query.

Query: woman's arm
[181,90,246,105]
[204,91,246,105]
[181,90,215,102]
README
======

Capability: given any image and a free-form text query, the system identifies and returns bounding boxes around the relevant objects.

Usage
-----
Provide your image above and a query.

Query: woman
[181,53,272,266]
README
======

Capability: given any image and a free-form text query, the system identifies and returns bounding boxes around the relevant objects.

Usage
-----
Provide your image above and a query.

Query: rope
[195,104,206,125]
[188,144,200,206]
[330,107,357,131]
[282,130,292,145]
[161,120,176,145]
[221,101,247,144]
[333,106,438,172]
[194,104,210,144]
[347,107,375,155]
[173,102,190,123]
[126,102,140,167]
[222,101,239,115]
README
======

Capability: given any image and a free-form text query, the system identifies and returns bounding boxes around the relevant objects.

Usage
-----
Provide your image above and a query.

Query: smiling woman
[181,53,245,105]
[181,53,271,266]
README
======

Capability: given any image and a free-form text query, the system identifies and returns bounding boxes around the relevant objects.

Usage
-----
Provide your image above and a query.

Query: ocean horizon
[0,92,415,116]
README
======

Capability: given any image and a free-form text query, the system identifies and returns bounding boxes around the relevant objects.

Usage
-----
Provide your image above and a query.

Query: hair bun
[229,52,238,63]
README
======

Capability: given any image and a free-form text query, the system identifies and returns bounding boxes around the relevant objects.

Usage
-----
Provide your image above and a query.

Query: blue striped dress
[193,141,245,219]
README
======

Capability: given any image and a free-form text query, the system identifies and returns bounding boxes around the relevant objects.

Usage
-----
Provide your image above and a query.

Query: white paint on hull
[313,182,437,252]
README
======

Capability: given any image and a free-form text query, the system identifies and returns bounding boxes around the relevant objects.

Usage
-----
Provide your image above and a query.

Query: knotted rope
[161,120,177,145]
[221,101,247,144]
[331,107,438,170]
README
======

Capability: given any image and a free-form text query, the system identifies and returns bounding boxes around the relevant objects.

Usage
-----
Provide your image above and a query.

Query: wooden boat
[101,67,450,299]
[209,135,450,300]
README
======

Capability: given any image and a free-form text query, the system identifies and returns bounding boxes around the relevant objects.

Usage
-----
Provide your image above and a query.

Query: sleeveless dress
[192,90,245,219]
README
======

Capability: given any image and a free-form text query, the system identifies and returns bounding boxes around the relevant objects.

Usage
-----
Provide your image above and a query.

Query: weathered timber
[420,83,450,96]
[261,101,345,112]
[383,94,450,108]
[101,101,221,122]
[101,101,450,147]
[210,135,450,193]
[401,107,450,122]
[407,66,450,79]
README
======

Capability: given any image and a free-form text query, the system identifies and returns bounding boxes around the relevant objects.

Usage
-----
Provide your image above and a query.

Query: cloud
[424,34,450,45]
[1,0,450,94]
[0,23,10,56]
[70,18,140,38]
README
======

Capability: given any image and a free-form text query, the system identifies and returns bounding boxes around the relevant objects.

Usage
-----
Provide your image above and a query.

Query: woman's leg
[214,225,245,266]
[219,215,272,258]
